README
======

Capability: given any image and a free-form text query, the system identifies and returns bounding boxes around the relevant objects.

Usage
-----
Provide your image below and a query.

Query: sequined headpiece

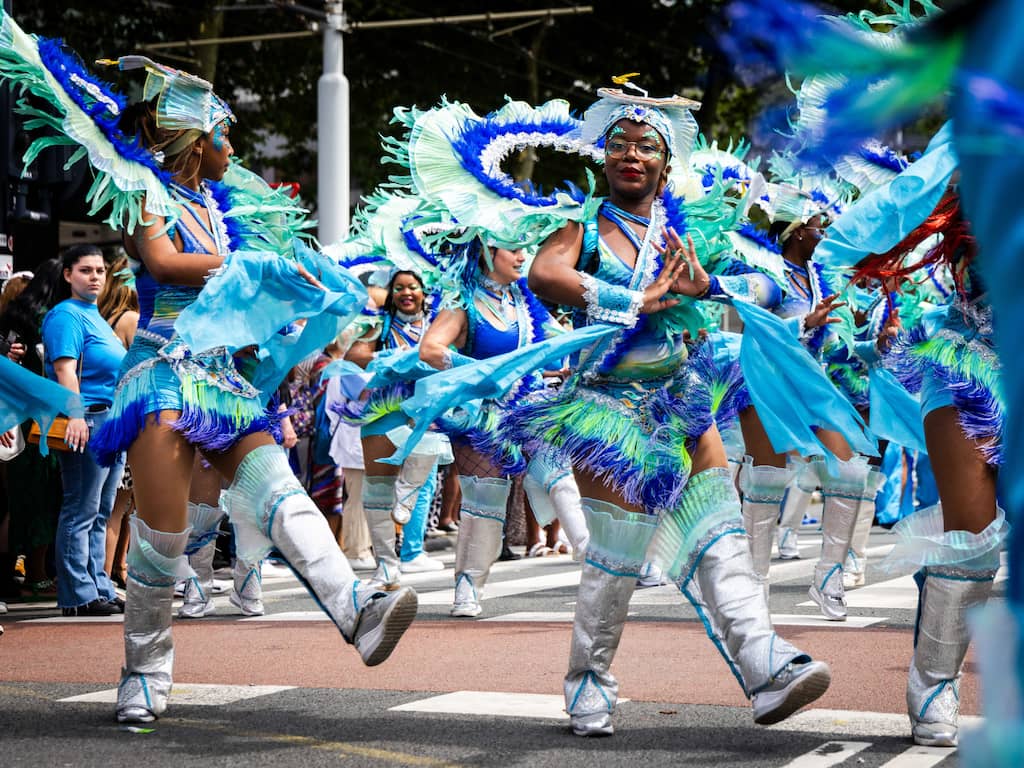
[97,55,235,134]
[581,81,701,164]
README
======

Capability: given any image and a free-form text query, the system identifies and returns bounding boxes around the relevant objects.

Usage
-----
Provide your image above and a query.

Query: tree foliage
[17,0,893,220]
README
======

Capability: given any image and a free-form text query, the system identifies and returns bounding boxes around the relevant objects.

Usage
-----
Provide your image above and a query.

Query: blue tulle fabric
[0,356,84,456]
[320,347,438,400]
[733,301,876,470]
[383,323,619,466]
[173,240,367,404]
[868,366,928,455]
[814,124,959,274]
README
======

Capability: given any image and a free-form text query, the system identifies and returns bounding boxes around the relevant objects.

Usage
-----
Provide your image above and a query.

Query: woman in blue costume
[522,87,832,736]
[0,20,423,724]
[95,65,420,723]
[850,191,1005,748]
[344,268,453,588]
[418,240,590,619]
[733,202,883,621]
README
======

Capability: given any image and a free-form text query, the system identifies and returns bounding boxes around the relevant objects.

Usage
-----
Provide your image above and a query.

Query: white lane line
[481,611,575,622]
[239,610,327,622]
[878,745,955,767]
[798,574,919,611]
[390,690,630,720]
[390,691,571,720]
[416,569,582,606]
[768,709,982,738]
[60,683,294,705]
[478,611,886,628]
[770,613,888,628]
[20,615,124,623]
[770,543,895,583]
[781,741,871,767]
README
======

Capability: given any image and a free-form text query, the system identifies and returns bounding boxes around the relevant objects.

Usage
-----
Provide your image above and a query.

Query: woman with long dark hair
[42,244,127,616]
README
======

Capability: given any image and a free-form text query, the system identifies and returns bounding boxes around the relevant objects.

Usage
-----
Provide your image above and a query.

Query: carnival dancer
[832,186,1004,748]
[0,18,419,723]
[345,267,453,587]
[418,240,589,618]
[517,86,833,735]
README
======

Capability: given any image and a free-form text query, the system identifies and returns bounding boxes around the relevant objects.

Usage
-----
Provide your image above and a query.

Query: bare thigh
[923,406,997,534]
[202,431,280,483]
[360,434,401,479]
[189,452,223,507]
[127,411,196,533]
[814,426,854,462]
[739,406,788,468]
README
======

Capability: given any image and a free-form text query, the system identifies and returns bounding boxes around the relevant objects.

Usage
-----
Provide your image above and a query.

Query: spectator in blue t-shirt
[42,245,127,617]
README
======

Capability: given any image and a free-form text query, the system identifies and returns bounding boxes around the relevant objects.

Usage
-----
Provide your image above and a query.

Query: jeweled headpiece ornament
[97,55,235,134]
[580,74,701,164]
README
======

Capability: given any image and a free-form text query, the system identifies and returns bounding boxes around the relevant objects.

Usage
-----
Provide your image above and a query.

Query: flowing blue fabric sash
[733,301,876,471]
[174,240,367,404]
[0,356,84,456]
[868,366,928,455]
[382,323,619,466]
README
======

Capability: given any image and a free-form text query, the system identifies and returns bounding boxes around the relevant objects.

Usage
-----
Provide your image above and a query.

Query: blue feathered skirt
[91,329,279,467]
[884,297,1003,465]
[503,342,737,512]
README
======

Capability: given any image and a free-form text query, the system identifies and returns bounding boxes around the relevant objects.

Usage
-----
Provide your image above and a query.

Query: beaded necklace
[171,181,229,256]
[475,274,516,331]
[389,310,426,349]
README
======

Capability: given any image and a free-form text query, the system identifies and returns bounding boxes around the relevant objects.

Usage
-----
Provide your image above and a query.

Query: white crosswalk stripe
[779,741,871,767]
[878,745,955,768]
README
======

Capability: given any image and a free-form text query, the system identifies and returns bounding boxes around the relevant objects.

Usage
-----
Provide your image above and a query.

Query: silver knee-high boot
[843,467,884,589]
[117,517,193,723]
[230,557,263,616]
[738,457,795,600]
[222,446,417,666]
[650,468,831,725]
[392,454,438,525]
[908,564,997,747]
[777,456,817,560]
[810,456,872,621]
[524,453,590,559]
[363,475,401,589]
[179,502,223,619]
[565,499,657,737]
[451,475,510,618]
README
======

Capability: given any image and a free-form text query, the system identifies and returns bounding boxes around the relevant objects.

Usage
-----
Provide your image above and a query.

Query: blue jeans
[56,408,126,608]
[400,461,438,562]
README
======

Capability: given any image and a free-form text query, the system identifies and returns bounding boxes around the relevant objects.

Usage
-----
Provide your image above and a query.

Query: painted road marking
[21,615,123,623]
[416,569,582,606]
[767,613,888,628]
[390,690,630,720]
[780,741,871,767]
[239,610,327,622]
[59,682,295,706]
[391,691,570,720]
[878,745,955,767]
[797,574,918,611]
[768,709,982,737]
[479,611,885,628]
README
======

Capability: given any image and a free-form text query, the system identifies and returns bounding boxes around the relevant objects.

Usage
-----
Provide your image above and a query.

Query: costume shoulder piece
[383,96,600,249]
[0,12,179,232]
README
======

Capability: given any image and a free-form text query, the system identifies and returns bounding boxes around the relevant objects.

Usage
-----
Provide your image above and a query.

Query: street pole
[317,0,349,246]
